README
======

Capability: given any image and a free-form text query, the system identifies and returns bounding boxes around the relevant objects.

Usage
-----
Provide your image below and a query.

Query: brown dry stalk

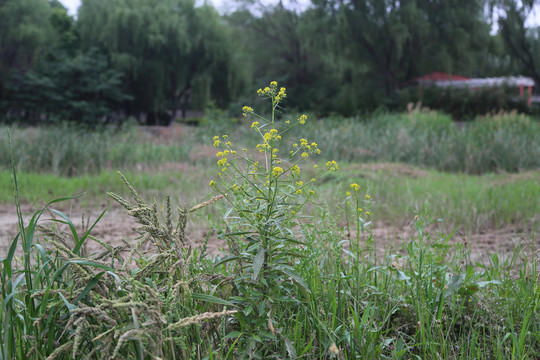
[189,194,224,213]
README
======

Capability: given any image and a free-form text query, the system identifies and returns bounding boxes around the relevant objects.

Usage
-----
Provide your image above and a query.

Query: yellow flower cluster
[251,121,259,128]
[272,166,284,177]
[257,81,286,103]
[275,87,286,102]
[298,114,307,125]
[257,87,271,96]
[242,106,253,117]
[257,128,282,152]
[326,160,339,172]
[213,136,220,148]
[296,138,321,159]
[350,183,360,191]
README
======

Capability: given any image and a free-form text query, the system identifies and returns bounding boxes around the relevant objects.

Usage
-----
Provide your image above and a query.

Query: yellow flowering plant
[344,182,374,251]
[209,81,338,353]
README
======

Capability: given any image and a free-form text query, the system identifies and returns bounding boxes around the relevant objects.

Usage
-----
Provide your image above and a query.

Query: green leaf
[59,293,76,311]
[75,207,107,254]
[476,280,502,288]
[252,246,265,281]
[284,337,297,359]
[396,270,411,284]
[192,293,236,307]
[213,255,240,268]
[282,268,311,296]
[224,331,243,339]
[75,272,105,304]
[50,209,80,251]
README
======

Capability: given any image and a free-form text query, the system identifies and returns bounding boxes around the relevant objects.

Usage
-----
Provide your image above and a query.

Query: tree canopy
[1,0,538,124]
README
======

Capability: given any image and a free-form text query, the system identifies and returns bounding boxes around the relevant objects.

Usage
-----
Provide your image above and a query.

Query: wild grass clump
[2,107,540,177]
[0,124,196,176]
[288,109,540,174]
[2,83,538,359]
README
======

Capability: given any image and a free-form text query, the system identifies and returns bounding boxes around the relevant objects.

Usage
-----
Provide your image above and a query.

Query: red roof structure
[405,72,536,106]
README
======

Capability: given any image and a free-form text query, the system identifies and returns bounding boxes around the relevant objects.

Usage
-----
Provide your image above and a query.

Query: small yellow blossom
[301,152,309,158]
[270,81,278,87]
[209,180,216,187]
[326,160,338,172]
[346,191,351,196]
[366,194,371,200]
[275,87,287,101]
[358,208,363,213]
[272,166,284,177]
[366,211,371,216]
[298,114,307,125]
[242,106,253,117]
[350,183,360,192]
[308,190,315,195]
[296,181,304,186]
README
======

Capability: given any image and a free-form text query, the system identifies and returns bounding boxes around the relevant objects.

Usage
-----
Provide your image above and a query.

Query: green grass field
[1,101,539,359]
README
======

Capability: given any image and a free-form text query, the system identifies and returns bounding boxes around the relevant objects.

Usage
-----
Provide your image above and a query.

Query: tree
[0,0,53,100]
[78,0,241,124]
[3,49,130,125]
[311,0,492,103]
[225,1,346,113]
[490,0,540,87]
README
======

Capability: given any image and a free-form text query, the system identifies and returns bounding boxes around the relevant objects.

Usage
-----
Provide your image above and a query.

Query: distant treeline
[1,0,540,125]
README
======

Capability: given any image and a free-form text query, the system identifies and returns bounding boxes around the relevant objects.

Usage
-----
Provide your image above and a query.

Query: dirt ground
[1,203,536,266]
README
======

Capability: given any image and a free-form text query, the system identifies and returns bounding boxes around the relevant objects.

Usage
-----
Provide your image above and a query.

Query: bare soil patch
[1,204,536,264]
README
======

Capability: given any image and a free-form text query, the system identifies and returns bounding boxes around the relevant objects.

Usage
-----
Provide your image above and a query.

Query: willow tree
[489,0,540,87]
[0,0,53,100]
[78,0,240,124]
[312,0,492,101]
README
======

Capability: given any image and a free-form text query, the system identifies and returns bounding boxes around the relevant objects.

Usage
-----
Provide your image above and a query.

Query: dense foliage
[1,0,540,123]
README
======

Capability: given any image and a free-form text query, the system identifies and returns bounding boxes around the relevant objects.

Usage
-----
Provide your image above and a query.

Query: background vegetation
[2,0,540,123]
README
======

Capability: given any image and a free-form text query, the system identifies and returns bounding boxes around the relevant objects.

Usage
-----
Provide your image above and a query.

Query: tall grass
[2,110,540,176]
[1,174,538,359]
[287,110,540,174]
[0,124,196,176]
